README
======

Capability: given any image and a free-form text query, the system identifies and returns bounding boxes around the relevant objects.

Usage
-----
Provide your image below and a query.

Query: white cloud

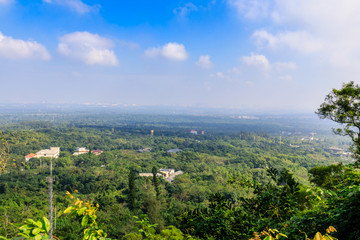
[230,0,360,67]
[228,0,271,19]
[145,42,188,61]
[273,61,297,71]
[272,0,360,66]
[58,32,118,66]
[209,71,234,82]
[271,0,360,31]
[174,2,198,17]
[242,53,269,69]
[228,67,241,74]
[196,55,213,69]
[279,75,293,81]
[252,30,322,53]
[0,32,50,60]
[44,0,98,14]
[215,72,225,78]
[0,0,12,5]
[241,54,296,76]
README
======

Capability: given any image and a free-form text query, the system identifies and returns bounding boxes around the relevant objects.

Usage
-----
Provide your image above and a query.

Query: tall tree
[316,81,360,161]
[152,166,160,198]
[128,169,137,211]
[0,134,9,174]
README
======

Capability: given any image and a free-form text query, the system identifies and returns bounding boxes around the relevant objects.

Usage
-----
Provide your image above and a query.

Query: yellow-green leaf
[34,235,42,240]
[32,228,41,235]
[42,217,50,233]
[81,215,89,227]
[63,206,73,214]
[313,232,324,240]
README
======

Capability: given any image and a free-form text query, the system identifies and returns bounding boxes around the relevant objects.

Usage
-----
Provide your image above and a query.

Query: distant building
[139,173,153,177]
[237,115,259,119]
[159,168,175,178]
[92,149,103,155]
[138,148,152,153]
[189,130,198,134]
[35,147,60,158]
[328,147,345,152]
[25,153,37,161]
[164,170,184,183]
[167,149,182,153]
[73,147,89,156]
[139,169,183,183]
[139,173,162,177]
[201,130,205,135]
[150,130,154,136]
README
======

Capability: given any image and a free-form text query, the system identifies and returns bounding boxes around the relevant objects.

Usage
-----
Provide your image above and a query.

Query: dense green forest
[0,112,358,239]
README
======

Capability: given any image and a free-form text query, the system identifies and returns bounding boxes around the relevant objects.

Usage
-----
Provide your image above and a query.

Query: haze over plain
[0,0,358,112]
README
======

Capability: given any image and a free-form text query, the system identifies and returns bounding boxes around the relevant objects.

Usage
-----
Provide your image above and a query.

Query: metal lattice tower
[46,158,54,240]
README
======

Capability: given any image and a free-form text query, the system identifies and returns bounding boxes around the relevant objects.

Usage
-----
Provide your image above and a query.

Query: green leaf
[32,228,41,235]
[84,229,90,239]
[41,217,50,233]
[77,207,87,215]
[89,234,97,240]
[278,233,288,238]
[81,215,89,227]
[63,206,73,214]
[35,221,42,228]
[34,235,42,240]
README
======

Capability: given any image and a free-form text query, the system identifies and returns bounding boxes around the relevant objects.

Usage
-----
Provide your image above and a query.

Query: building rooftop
[25,153,36,158]
[167,149,182,153]
[159,168,174,172]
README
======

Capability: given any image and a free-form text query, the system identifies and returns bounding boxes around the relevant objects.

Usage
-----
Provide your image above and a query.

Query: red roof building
[91,149,103,155]
[25,153,37,161]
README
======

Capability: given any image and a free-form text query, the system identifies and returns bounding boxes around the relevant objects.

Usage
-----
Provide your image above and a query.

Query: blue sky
[1,0,359,112]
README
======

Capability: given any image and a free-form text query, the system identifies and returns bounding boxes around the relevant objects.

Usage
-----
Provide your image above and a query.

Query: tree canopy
[316,81,360,161]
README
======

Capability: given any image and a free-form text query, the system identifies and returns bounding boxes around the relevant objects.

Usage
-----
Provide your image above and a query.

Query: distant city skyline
[1,0,360,112]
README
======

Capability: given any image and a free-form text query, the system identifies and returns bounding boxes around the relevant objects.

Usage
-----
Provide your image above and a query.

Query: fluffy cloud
[196,55,213,69]
[230,0,360,66]
[241,53,297,74]
[0,0,12,5]
[242,53,269,69]
[214,72,225,78]
[0,32,50,60]
[228,0,272,19]
[173,2,198,17]
[145,42,188,61]
[273,61,297,71]
[272,0,360,66]
[58,32,118,66]
[44,0,98,14]
[252,30,322,53]
[209,71,232,81]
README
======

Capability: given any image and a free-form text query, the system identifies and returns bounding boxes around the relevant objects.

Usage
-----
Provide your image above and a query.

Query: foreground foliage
[0,113,356,239]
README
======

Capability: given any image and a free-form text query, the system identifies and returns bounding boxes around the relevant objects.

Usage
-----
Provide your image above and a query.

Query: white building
[35,147,60,158]
[159,168,175,178]
[73,147,89,155]
[139,173,163,177]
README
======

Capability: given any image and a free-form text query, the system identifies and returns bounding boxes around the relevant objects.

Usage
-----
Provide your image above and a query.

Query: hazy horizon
[1,1,359,112]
